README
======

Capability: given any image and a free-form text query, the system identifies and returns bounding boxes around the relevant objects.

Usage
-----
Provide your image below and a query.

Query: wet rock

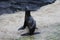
[0,0,56,15]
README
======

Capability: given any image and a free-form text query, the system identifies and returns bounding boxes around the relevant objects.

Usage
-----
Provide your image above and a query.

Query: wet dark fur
[26,16,36,35]
[18,11,37,35]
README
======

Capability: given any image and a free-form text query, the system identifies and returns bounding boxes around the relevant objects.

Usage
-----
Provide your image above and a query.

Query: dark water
[0,0,56,15]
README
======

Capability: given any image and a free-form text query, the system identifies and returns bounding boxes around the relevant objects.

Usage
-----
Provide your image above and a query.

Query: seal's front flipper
[21,32,40,36]
[18,26,26,31]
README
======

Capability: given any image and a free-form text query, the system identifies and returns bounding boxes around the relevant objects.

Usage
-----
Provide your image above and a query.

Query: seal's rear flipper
[21,32,40,36]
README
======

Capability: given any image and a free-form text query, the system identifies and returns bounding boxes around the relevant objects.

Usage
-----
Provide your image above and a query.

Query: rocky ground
[0,0,60,40]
